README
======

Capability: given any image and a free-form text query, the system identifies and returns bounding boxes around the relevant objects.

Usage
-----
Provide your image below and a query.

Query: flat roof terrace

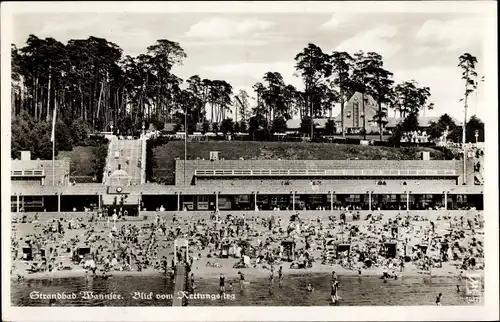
[176,159,463,185]
[10,182,483,196]
[194,168,457,177]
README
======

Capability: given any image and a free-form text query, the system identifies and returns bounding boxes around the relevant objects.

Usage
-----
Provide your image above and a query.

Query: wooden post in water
[172,264,186,307]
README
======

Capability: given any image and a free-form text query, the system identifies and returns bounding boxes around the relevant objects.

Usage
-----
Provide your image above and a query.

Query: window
[198,196,209,202]
[327,194,338,202]
[346,194,361,202]
[22,196,44,207]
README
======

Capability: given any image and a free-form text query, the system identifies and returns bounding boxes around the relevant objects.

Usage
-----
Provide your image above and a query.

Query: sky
[12,11,489,122]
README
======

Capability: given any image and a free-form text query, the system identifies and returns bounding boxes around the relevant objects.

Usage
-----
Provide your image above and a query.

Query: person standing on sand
[278,266,283,287]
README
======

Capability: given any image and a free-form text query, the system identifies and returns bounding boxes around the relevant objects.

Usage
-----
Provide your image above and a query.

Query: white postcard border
[1,2,498,321]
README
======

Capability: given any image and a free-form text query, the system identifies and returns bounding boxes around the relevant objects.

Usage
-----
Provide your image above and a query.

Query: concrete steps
[104,137,143,185]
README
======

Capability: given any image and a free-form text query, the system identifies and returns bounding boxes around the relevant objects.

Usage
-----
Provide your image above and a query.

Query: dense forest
[11,35,483,159]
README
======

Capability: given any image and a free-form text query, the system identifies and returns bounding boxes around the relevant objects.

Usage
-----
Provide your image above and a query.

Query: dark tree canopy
[11,35,475,158]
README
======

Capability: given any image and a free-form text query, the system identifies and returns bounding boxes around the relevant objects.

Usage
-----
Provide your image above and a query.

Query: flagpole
[53,133,55,186]
[52,98,57,186]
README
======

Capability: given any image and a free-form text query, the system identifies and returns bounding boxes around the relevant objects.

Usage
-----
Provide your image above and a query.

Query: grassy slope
[153,141,445,184]
[58,146,96,179]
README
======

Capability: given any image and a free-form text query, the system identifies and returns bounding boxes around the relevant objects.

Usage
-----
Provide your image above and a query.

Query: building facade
[335,92,379,134]
[11,157,484,214]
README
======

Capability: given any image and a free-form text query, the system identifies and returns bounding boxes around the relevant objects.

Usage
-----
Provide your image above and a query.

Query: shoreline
[11,262,483,281]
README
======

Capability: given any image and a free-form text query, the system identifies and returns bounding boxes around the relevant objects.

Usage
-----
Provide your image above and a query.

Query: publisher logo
[465,273,482,304]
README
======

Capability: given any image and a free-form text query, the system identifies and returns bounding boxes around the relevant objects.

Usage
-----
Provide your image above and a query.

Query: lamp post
[179,83,189,186]
[462,121,467,185]
[184,101,187,186]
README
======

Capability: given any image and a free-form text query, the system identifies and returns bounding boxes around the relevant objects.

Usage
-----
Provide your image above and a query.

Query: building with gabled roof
[334,92,382,134]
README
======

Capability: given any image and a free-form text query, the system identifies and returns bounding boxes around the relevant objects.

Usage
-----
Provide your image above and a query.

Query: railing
[194,169,457,177]
[11,170,45,177]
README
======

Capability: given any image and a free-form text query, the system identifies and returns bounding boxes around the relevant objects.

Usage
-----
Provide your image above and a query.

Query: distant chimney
[21,151,31,161]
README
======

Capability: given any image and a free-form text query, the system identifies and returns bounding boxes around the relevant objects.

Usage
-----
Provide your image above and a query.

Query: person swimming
[238,271,246,290]
[219,273,225,293]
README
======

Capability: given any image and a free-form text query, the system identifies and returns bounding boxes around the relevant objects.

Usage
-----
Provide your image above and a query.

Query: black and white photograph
[1,1,498,321]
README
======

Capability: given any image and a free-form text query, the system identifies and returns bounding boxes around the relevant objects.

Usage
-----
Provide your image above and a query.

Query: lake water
[11,274,483,306]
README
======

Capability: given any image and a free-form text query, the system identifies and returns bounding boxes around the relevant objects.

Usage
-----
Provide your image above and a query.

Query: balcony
[11,169,45,177]
[194,168,457,177]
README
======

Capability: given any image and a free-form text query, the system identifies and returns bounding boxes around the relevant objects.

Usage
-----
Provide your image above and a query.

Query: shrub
[202,120,210,134]
[239,121,248,133]
[220,118,235,136]
[324,119,336,135]
[254,128,272,141]
[91,138,109,183]
[212,123,219,135]
[400,147,417,160]
[271,116,288,134]
[70,118,90,145]
[55,120,74,151]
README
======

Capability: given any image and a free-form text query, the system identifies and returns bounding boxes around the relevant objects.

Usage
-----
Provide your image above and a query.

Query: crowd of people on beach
[12,206,484,305]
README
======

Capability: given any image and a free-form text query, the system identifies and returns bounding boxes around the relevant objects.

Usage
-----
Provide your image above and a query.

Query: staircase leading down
[104,136,143,186]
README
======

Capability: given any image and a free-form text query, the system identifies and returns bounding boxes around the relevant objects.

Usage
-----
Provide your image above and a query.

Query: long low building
[10,150,484,214]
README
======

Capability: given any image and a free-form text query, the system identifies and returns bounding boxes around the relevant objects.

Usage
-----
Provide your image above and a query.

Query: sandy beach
[10,210,484,284]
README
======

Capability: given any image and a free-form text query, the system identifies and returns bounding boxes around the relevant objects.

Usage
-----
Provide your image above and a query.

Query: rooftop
[385,116,462,128]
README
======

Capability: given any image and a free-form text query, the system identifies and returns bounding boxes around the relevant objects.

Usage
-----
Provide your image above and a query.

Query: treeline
[11,111,109,182]
[11,36,436,136]
[11,35,482,156]
[11,111,93,160]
